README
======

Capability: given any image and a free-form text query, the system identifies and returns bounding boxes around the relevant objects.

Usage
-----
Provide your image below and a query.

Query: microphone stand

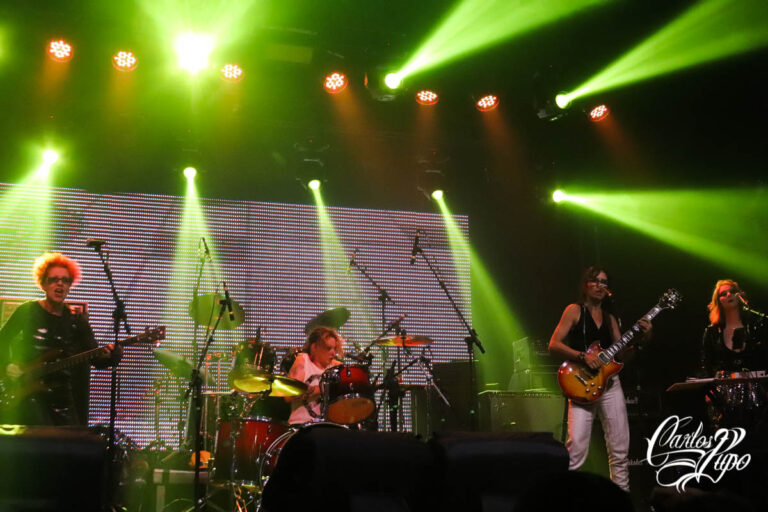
[188,294,227,512]
[90,241,131,503]
[414,242,485,431]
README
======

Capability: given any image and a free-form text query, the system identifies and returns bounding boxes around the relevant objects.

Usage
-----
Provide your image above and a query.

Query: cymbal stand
[413,240,485,431]
[191,237,212,362]
[146,377,169,455]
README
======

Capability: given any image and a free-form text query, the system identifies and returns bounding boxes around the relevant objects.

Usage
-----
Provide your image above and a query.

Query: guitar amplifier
[478,391,566,441]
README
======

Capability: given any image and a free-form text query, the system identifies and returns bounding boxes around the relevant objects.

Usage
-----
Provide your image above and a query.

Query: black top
[565,304,614,351]
[700,312,768,376]
[0,300,107,426]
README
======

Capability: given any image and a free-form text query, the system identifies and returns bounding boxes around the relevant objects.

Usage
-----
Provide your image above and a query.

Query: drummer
[285,326,344,425]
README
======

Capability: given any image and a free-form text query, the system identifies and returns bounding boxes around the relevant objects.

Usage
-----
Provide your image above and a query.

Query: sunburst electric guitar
[0,326,166,412]
[558,289,681,404]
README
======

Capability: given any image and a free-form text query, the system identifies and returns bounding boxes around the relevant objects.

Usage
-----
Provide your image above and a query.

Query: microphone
[386,313,407,333]
[347,248,358,275]
[200,237,212,262]
[222,281,235,321]
[409,230,421,265]
[86,238,107,248]
[737,293,749,306]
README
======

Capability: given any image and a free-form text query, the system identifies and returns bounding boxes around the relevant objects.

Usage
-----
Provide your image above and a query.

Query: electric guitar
[557,289,681,404]
[0,326,166,412]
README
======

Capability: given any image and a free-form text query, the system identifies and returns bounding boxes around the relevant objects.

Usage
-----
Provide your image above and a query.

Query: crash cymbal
[188,293,245,330]
[304,307,350,334]
[153,349,214,385]
[375,335,433,347]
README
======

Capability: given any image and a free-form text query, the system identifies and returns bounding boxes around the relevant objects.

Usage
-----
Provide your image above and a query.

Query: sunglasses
[590,278,609,286]
[46,276,73,285]
[718,288,738,298]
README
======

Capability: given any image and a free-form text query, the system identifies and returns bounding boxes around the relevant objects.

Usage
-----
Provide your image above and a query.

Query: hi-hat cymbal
[375,335,433,347]
[304,307,350,334]
[153,348,214,385]
[229,365,308,397]
[188,293,245,330]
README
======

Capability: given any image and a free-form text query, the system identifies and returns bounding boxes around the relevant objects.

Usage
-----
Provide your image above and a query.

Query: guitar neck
[28,334,138,379]
[601,305,663,361]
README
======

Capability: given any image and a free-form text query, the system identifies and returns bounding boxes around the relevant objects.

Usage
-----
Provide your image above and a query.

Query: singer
[699,279,768,430]
[548,266,651,492]
[0,252,122,426]
[284,326,344,425]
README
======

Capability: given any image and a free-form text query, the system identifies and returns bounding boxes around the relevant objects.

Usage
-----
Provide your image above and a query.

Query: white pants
[565,376,630,491]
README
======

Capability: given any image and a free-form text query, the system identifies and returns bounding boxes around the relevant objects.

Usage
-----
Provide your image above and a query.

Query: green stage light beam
[310,187,374,333]
[565,0,768,103]
[556,187,768,286]
[397,0,608,80]
[435,195,526,387]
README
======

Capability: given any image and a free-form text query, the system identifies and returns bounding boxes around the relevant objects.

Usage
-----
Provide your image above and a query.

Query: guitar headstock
[658,289,682,310]
[122,326,166,347]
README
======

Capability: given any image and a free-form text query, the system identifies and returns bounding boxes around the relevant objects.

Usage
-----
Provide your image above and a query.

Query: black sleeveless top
[565,304,614,351]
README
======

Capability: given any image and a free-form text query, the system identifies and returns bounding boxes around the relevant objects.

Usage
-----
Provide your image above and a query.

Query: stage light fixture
[221,64,244,82]
[42,150,59,166]
[324,72,347,94]
[112,51,138,72]
[555,93,572,109]
[174,33,215,75]
[308,179,321,190]
[183,167,197,180]
[588,104,610,122]
[476,95,499,112]
[431,189,444,200]
[47,39,73,62]
[416,90,439,105]
[552,190,566,203]
[384,72,403,90]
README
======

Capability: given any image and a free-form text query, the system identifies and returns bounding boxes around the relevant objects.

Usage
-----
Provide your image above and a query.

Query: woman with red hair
[0,252,121,426]
[700,279,768,430]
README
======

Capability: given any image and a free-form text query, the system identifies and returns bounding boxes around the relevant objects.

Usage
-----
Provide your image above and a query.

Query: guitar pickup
[575,375,588,385]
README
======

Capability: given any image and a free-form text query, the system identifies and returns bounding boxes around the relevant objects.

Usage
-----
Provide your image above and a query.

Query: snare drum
[212,416,288,487]
[320,364,375,424]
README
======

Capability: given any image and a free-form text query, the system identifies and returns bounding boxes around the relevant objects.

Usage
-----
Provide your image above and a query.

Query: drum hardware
[153,348,215,385]
[145,376,172,453]
[375,335,434,347]
[320,364,376,424]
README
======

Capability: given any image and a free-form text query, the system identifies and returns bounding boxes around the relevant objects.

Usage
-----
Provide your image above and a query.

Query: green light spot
[184,167,197,180]
[308,179,321,190]
[431,189,444,201]
[552,190,566,203]
[174,33,215,75]
[42,150,59,165]
[384,73,403,90]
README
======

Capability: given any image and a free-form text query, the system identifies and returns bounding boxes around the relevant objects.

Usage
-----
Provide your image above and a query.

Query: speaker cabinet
[478,391,566,440]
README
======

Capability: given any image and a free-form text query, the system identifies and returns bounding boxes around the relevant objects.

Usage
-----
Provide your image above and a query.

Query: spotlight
[324,72,347,94]
[431,189,444,200]
[221,64,244,82]
[415,90,439,105]
[174,33,215,75]
[308,179,321,190]
[47,39,73,62]
[384,72,403,90]
[588,104,610,122]
[183,167,197,180]
[552,190,566,203]
[42,150,59,165]
[476,95,499,112]
[555,93,572,109]
[112,51,138,72]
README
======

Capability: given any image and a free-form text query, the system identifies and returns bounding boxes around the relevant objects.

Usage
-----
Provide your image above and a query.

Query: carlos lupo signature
[645,415,751,492]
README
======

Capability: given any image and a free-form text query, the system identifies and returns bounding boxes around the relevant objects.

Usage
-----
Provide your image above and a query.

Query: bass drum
[259,421,347,487]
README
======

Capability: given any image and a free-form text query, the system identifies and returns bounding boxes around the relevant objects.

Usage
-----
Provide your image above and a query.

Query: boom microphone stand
[412,235,485,431]
[88,238,131,502]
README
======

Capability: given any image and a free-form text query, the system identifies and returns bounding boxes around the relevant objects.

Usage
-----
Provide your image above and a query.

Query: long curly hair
[32,252,82,290]
[302,326,344,358]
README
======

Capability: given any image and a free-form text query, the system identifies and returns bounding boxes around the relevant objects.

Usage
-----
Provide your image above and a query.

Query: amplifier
[478,391,566,441]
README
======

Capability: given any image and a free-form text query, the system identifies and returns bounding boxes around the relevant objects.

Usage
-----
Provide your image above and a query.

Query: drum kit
[150,294,441,499]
